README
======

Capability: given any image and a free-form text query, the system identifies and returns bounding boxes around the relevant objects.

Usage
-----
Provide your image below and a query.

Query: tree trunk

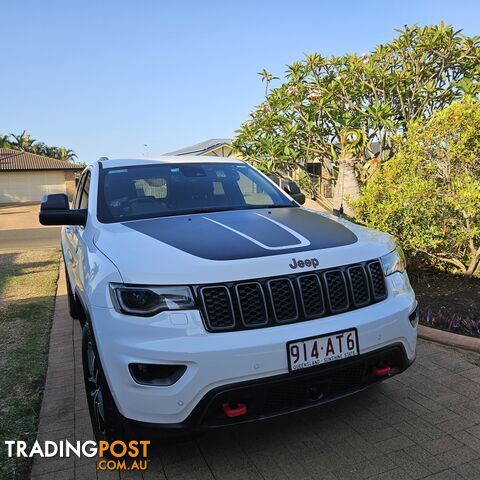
[333,157,361,218]
[466,251,480,277]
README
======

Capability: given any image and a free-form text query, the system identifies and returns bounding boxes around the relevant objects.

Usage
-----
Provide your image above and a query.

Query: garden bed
[410,269,480,339]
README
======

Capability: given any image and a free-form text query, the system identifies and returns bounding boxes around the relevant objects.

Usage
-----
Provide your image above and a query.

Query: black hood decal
[122,208,358,260]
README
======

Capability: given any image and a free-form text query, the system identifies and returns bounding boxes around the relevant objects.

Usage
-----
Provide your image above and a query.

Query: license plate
[287,329,359,372]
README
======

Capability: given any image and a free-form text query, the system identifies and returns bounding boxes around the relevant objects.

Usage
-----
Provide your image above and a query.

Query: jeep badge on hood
[289,257,319,269]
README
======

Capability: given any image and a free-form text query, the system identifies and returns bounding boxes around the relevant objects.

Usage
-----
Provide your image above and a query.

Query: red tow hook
[222,402,247,418]
[372,362,391,377]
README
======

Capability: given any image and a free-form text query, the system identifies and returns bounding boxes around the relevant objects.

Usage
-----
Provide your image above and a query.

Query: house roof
[0,148,83,172]
[163,138,232,156]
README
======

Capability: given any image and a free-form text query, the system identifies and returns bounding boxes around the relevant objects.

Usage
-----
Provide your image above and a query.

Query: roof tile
[0,148,83,171]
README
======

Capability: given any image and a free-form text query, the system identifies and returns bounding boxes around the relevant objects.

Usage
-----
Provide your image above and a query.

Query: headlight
[110,284,195,316]
[380,247,406,276]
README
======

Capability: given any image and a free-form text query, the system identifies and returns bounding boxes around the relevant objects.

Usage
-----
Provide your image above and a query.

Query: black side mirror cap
[40,193,70,210]
[39,194,87,226]
[283,181,306,205]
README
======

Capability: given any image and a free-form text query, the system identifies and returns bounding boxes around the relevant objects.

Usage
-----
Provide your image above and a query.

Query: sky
[1,0,480,164]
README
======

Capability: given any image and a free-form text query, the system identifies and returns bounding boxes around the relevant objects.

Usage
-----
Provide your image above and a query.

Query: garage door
[0,171,66,203]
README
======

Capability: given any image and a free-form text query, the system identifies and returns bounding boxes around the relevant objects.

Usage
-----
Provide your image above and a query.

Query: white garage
[0,148,83,204]
[0,171,67,203]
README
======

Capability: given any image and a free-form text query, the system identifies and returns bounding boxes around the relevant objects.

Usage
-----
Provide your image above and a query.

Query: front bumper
[90,272,417,426]
[122,343,413,437]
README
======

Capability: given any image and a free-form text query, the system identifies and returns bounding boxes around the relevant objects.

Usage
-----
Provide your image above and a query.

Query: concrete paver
[31,266,480,479]
[0,203,45,230]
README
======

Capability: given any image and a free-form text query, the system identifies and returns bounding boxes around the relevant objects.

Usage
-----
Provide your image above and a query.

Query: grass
[0,249,60,480]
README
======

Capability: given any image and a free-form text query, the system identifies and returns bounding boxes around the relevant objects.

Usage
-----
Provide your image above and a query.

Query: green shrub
[354,98,480,276]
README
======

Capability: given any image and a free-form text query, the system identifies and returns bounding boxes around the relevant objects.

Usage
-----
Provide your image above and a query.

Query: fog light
[409,307,419,328]
[129,363,187,386]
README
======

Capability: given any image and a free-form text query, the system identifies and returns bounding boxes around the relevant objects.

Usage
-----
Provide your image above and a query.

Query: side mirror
[283,181,306,205]
[39,193,87,226]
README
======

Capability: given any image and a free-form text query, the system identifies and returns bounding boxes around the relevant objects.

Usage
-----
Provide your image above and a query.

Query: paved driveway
[0,203,43,230]
[0,203,61,250]
[0,227,61,250]
[32,268,480,480]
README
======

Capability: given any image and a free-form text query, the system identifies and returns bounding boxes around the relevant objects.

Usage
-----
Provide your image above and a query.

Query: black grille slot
[347,265,370,307]
[200,286,235,330]
[323,270,349,313]
[298,275,325,318]
[367,261,387,301]
[236,283,267,327]
[268,279,298,322]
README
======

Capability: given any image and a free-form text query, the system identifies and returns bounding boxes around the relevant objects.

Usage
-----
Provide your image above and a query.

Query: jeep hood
[93,207,395,285]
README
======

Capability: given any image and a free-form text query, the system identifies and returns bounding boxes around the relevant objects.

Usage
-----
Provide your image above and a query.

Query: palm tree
[57,147,77,162]
[10,130,37,151]
[0,134,12,148]
[2,131,78,162]
[32,142,48,156]
[258,69,278,98]
[45,146,59,159]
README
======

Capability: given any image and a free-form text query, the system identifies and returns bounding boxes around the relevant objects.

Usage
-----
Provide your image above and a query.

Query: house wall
[201,145,238,158]
[64,171,78,200]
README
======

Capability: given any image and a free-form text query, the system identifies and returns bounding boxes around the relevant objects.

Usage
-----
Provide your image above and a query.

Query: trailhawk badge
[289,257,319,269]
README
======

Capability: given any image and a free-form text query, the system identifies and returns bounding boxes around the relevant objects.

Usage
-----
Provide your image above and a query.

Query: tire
[82,322,127,444]
[65,265,79,320]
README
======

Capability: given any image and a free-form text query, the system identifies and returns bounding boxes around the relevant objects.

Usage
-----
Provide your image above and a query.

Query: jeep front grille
[347,265,371,307]
[323,270,349,313]
[236,282,268,327]
[197,260,387,332]
[297,274,325,318]
[199,286,235,330]
[268,278,298,323]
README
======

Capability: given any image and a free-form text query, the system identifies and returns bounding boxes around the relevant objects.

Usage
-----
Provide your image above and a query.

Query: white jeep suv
[39,156,417,441]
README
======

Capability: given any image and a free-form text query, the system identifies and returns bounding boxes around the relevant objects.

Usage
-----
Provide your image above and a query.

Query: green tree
[233,24,480,214]
[258,68,279,98]
[354,98,480,276]
[10,130,37,151]
[0,134,12,148]
[2,131,78,162]
[57,147,77,161]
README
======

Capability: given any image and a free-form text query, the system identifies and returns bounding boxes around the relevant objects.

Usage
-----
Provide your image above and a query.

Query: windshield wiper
[130,204,297,221]
[252,204,297,209]
[189,207,236,214]
[193,204,297,214]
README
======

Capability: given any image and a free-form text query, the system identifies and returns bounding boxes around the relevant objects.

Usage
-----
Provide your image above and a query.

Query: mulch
[410,269,480,338]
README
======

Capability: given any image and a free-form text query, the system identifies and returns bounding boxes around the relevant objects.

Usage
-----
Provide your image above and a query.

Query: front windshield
[97,162,295,223]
